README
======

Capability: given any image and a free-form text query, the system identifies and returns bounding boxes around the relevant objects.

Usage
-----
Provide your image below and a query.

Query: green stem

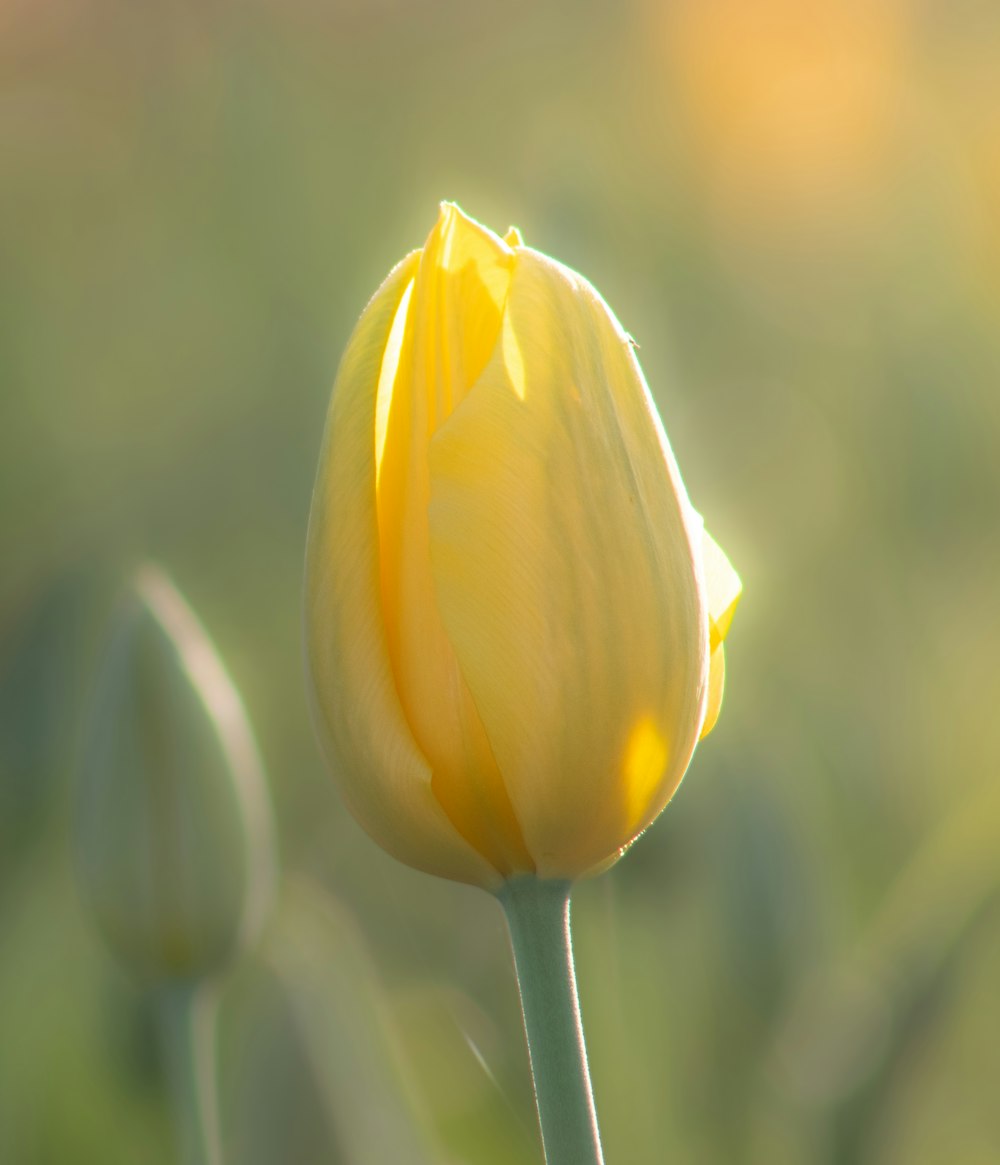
[156,982,224,1165]
[498,877,605,1165]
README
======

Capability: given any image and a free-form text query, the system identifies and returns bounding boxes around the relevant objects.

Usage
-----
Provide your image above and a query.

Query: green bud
[76,565,276,983]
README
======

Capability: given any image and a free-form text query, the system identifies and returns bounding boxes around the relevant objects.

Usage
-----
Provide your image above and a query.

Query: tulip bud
[305,204,740,889]
[76,566,276,982]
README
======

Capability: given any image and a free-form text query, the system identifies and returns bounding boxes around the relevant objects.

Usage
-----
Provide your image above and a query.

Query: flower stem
[498,877,605,1165]
[156,982,224,1165]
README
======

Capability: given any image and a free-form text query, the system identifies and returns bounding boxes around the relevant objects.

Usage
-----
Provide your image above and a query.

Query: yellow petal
[698,528,740,739]
[699,645,726,740]
[373,207,532,876]
[304,250,498,888]
[412,202,514,427]
[702,528,741,652]
[428,248,708,878]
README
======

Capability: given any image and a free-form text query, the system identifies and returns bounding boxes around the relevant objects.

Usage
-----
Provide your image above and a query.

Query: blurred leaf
[767,774,1000,1155]
[221,877,440,1165]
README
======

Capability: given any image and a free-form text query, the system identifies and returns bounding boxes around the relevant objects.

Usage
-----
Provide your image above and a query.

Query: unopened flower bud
[305,205,741,889]
[76,566,275,982]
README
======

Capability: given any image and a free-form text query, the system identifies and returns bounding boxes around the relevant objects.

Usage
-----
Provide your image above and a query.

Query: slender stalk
[156,982,224,1165]
[498,876,605,1165]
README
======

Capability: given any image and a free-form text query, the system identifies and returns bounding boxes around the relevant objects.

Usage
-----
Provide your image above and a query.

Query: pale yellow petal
[412,203,515,426]
[698,529,740,739]
[699,644,726,740]
[374,207,532,876]
[428,248,708,878]
[304,250,498,888]
[702,528,741,651]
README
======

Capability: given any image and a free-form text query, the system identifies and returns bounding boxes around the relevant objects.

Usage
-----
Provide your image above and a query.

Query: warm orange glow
[654,0,910,225]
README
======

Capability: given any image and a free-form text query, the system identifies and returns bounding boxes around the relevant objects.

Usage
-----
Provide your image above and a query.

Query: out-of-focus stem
[499,877,605,1165]
[157,982,224,1165]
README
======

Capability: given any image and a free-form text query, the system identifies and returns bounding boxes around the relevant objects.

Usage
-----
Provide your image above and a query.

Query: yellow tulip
[305,204,740,890]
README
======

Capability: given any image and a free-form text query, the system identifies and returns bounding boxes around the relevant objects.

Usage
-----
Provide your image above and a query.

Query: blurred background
[3,0,1000,1161]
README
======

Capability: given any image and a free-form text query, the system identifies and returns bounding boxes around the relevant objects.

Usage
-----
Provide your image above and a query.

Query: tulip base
[498,877,605,1165]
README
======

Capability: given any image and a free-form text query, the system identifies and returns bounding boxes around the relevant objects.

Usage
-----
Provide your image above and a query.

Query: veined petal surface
[428,248,708,877]
[374,207,532,877]
[305,250,498,888]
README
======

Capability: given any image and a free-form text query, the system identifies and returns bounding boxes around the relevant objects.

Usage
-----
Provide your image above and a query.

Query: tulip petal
[411,203,514,426]
[698,529,741,740]
[428,249,708,878]
[374,207,533,877]
[305,251,499,888]
[702,528,741,653]
[699,645,726,740]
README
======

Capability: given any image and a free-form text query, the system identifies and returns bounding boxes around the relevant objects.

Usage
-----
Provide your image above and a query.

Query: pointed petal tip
[430,201,515,262]
[702,528,742,649]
